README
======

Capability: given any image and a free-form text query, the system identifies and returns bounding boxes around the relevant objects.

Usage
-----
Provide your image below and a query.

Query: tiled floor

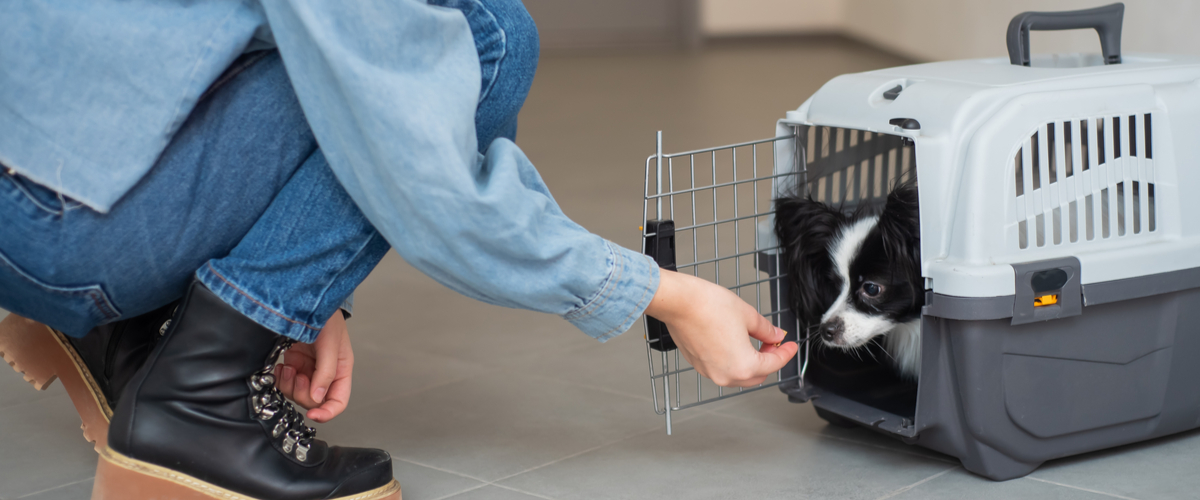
[3,37,1200,500]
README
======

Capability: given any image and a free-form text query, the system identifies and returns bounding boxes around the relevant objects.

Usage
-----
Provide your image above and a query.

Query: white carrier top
[778,53,1200,298]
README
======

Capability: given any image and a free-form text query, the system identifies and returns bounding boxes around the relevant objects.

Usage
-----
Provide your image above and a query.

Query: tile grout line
[393,457,492,484]
[397,455,563,500]
[427,483,490,500]
[491,483,559,500]
[873,465,960,500]
[14,476,94,499]
[1025,476,1143,500]
[490,410,713,485]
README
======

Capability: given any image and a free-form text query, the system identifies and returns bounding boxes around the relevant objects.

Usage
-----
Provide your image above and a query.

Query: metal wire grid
[639,126,917,434]
[640,130,803,434]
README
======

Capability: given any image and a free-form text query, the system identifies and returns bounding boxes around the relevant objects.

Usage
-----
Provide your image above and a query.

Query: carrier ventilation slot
[804,126,914,211]
[1013,114,1156,250]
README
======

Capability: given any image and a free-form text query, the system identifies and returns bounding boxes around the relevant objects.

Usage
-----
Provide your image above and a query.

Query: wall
[523,0,698,51]
[700,0,844,36]
[843,0,1200,61]
[701,0,1200,61]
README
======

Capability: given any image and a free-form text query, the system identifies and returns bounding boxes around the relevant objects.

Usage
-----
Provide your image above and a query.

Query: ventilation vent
[1013,114,1156,250]
[803,126,914,212]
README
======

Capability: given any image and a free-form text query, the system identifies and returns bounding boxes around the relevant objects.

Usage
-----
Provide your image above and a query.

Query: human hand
[644,270,798,387]
[275,309,354,423]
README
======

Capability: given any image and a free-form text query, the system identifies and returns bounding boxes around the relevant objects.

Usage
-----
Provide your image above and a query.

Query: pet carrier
[640,3,1200,480]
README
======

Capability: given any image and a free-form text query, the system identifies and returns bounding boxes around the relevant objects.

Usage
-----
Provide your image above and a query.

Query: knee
[484,0,539,88]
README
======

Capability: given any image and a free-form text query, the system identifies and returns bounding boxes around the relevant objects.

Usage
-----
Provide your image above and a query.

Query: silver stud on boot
[247,339,316,462]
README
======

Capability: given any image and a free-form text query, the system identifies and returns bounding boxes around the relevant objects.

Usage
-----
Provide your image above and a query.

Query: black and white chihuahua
[774,182,923,378]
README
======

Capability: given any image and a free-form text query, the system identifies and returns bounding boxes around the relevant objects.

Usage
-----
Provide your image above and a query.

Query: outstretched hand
[645,270,799,387]
[275,309,354,423]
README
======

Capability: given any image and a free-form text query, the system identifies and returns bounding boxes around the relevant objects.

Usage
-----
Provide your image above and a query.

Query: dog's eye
[862,282,882,297]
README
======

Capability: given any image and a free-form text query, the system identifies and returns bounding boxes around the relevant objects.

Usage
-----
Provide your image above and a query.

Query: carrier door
[639,125,917,435]
[640,131,802,434]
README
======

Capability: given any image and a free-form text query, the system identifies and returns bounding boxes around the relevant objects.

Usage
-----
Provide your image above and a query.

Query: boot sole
[95,447,402,500]
[0,314,113,452]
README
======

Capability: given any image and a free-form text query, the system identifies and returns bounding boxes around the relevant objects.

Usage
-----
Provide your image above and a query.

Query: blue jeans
[0,0,538,343]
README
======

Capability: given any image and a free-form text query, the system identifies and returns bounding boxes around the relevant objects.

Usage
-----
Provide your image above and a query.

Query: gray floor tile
[15,477,93,500]
[320,371,662,483]
[500,411,954,500]
[442,485,552,500]
[347,341,490,409]
[0,392,97,499]
[1028,428,1200,500]
[889,468,1115,500]
[486,325,655,402]
[387,459,488,500]
[0,359,63,411]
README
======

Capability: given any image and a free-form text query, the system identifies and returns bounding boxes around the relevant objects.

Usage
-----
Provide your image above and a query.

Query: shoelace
[249,339,316,462]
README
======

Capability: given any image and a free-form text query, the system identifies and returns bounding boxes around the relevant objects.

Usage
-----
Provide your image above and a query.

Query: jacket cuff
[565,240,660,342]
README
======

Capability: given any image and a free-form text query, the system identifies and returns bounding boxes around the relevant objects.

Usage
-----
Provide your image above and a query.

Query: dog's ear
[877,182,922,303]
[774,195,846,325]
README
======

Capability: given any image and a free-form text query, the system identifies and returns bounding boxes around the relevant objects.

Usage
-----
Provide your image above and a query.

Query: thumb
[754,341,799,375]
[744,309,787,345]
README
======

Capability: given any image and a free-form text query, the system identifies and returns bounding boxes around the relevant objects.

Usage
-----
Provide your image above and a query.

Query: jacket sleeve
[260,0,658,340]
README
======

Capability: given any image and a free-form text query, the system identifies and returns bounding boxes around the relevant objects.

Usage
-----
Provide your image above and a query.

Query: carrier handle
[1007,3,1124,67]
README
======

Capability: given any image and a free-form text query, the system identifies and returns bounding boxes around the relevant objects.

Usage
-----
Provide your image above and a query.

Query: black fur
[774,181,923,329]
[872,182,923,320]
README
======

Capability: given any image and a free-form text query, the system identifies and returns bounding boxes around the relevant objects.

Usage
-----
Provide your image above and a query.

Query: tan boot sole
[0,314,113,451]
[94,447,402,500]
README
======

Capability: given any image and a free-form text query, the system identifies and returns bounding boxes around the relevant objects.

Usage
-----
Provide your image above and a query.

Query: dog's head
[775,182,922,349]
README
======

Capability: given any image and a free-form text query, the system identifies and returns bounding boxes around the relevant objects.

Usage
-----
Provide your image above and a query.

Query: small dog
[774,182,923,378]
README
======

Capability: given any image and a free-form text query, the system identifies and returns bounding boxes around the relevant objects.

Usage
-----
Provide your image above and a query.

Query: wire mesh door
[639,125,917,434]
[640,130,804,434]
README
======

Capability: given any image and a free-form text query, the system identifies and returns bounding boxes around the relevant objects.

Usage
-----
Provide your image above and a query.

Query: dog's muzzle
[820,317,845,344]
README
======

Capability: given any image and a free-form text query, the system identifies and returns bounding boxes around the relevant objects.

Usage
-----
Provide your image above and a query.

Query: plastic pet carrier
[639,3,1200,480]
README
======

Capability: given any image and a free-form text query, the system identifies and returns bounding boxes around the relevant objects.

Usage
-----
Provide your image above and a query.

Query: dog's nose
[821,318,844,343]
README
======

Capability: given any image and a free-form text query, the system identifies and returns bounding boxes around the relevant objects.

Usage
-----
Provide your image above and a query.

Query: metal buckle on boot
[282,429,300,453]
[253,393,279,420]
[248,338,319,463]
[250,373,275,392]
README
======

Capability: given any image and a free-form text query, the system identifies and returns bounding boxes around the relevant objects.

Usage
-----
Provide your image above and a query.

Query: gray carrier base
[779,261,1200,480]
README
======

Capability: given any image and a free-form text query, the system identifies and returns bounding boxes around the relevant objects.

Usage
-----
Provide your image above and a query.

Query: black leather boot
[0,303,174,451]
[66,301,176,406]
[96,281,400,500]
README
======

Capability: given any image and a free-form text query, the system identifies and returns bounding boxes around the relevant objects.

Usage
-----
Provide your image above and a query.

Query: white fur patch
[820,215,922,378]
[886,319,922,379]
[820,215,880,338]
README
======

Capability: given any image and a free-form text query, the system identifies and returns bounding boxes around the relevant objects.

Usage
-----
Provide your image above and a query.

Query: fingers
[290,373,322,410]
[751,341,799,380]
[744,307,788,345]
[709,341,799,388]
[276,364,298,401]
[306,375,351,423]
[309,313,346,405]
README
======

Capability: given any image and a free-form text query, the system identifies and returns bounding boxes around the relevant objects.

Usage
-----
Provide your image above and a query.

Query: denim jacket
[0,0,659,341]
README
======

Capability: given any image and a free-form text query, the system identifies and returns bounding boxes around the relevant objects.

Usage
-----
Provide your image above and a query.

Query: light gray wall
[522,0,698,50]
[843,0,1200,62]
[699,0,1200,61]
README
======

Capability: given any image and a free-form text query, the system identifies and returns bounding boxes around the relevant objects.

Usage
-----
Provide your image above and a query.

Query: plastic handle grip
[1007,3,1124,67]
